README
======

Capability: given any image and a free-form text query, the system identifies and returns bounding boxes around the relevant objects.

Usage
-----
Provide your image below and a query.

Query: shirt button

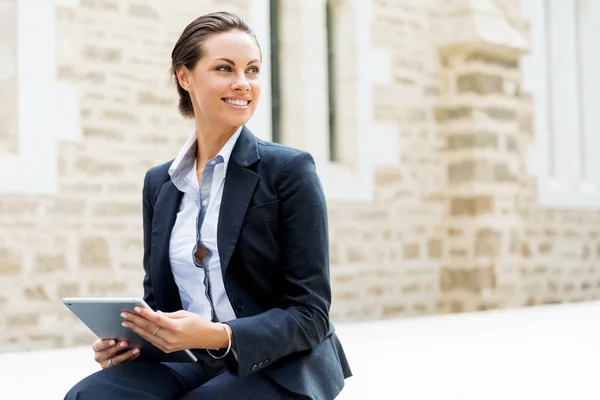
[202,200,208,207]
[209,160,215,165]
[234,299,244,312]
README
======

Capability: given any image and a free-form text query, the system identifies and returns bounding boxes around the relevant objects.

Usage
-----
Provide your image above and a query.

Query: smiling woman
[63,11,352,400]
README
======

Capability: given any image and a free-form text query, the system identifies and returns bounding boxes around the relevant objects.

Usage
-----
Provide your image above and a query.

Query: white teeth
[225,99,249,106]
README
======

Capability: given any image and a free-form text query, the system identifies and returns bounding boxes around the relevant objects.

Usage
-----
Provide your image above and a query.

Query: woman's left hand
[121,308,225,353]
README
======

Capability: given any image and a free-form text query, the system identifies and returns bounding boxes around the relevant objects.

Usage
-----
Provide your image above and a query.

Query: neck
[195,123,239,168]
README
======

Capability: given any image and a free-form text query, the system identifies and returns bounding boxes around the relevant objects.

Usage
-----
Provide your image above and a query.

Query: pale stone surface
[1,0,600,354]
[2,302,600,399]
[0,0,18,155]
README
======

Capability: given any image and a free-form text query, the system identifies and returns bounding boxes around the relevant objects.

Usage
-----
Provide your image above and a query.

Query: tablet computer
[63,297,198,363]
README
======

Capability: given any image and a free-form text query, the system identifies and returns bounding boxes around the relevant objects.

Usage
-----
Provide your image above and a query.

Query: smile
[223,98,251,108]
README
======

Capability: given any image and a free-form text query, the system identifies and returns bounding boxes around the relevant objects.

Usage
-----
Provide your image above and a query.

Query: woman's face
[178,30,262,130]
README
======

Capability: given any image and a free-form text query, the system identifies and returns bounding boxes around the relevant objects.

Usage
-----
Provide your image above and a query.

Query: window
[245,0,273,142]
[269,0,281,144]
[0,0,80,195]
[523,0,600,209]
[325,0,337,161]
[270,0,396,201]
[269,0,337,156]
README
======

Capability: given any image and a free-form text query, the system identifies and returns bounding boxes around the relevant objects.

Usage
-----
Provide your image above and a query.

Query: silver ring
[152,326,160,336]
[108,358,114,368]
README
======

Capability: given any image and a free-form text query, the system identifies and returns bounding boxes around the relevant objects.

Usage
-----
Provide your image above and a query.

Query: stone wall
[327,0,600,323]
[1,0,599,353]
[0,0,250,352]
[327,0,446,320]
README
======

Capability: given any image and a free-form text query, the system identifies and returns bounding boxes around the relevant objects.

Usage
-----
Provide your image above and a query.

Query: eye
[246,66,260,74]
[216,65,232,72]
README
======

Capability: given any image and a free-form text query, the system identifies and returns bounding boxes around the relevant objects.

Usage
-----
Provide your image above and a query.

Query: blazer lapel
[218,126,260,276]
[151,180,184,312]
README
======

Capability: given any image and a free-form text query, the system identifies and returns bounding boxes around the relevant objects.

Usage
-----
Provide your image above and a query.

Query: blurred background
[1,0,600,398]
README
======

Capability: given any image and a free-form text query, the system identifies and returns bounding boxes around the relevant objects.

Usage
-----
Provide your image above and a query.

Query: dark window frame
[269,0,281,143]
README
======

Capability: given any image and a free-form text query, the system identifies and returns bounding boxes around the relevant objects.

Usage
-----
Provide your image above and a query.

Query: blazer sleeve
[224,150,332,376]
[142,169,157,310]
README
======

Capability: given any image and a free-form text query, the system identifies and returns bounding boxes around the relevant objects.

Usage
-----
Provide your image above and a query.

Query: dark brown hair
[170,11,261,118]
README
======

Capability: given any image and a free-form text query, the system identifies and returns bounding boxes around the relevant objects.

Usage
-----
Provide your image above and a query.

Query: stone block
[0,248,21,276]
[88,281,127,296]
[474,229,501,257]
[57,282,81,298]
[23,285,50,301]
[427,238,443,259]
[93,202,141,217]
[403,243,420,260]
[79,237,111,269]
[450,196,494,216]
[128,4,159,20]
[457,74,504,95]
[84,45,122,63]
[434,107,472,122]
[482,107,516,121]
[44,200,87,218]
[75,157,125,175]
[465,51,518,68]
[82,127,124,140]
[137,91,173,106]
[440,266,496,293]
[445,132,498,150]
[7,314,38,328]
[80,0,120,12]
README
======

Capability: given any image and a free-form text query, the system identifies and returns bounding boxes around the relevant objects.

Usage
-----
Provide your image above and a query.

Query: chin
[224,115,253,127]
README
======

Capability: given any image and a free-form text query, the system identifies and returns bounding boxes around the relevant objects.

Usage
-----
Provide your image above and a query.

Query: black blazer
[141,126,352,399]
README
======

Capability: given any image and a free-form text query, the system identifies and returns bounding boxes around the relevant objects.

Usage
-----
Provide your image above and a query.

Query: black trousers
[63,359,298,400]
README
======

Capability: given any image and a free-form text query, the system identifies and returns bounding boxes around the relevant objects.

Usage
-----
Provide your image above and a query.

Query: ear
[175,66,192,92]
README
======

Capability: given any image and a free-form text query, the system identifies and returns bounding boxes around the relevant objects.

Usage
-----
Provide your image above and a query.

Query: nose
[231,71,250,92]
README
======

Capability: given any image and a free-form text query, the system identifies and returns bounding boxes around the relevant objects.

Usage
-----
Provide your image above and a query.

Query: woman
[65,11,352,400]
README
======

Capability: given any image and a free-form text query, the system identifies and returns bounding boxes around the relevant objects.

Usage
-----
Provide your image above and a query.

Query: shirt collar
[168,126,243,189]
[215,125,243,171]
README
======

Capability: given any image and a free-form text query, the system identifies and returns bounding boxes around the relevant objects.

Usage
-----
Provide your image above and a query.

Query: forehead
[202,30,261,60]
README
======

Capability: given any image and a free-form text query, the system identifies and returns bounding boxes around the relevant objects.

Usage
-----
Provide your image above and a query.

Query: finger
[133,307,178,331]
[107,341,130,357]
[159,310,188,319]
[112,347,140,365]
[121,311,156,333]
[95,340,128,364]
[95,340,119,365]
[93,339,116,352]
[122,320,169,351]
[103,347,140,368]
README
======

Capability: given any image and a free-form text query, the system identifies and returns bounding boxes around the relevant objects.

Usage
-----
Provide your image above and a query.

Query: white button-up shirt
[167,127,242,323]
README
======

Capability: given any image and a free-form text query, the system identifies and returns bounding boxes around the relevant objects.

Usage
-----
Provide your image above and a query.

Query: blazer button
[251,364,258,371]
[234,299,244,311]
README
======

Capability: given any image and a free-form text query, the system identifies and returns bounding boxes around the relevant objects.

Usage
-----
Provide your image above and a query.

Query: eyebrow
[214,57,260,66]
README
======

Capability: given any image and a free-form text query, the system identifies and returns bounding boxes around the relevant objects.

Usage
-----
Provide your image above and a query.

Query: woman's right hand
[92,339,140,369]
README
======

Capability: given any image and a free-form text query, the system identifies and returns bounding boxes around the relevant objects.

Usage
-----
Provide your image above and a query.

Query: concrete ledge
[2,302,600,399]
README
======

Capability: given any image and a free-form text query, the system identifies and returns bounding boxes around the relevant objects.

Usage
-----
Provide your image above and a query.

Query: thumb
[159,310,189,319]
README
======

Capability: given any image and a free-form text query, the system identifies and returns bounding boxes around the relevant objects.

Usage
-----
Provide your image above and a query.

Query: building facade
[1,0,599,352]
